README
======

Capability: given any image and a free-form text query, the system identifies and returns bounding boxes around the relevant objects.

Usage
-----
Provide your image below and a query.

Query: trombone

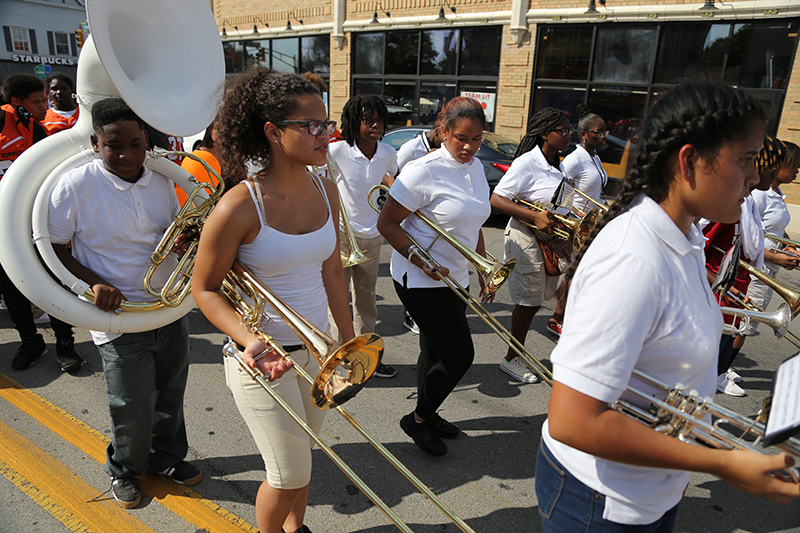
[513,197,599,254]
[221,259,476,532]
[368,185,552,385]
[725,292,800,350]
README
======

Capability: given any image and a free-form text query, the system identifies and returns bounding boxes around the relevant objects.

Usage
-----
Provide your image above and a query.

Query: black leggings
[394,280,474,420]
[0,263,73,341]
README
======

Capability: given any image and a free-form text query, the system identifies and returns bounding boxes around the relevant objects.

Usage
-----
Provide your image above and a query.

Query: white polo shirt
[328,140,398,239]
[49,159,180,344]
[396,131,432,171]
[389,146,490,289]
[543,193,721,525]
[752,187,791,270]
[492,145,569,216]
[562,145,607,212]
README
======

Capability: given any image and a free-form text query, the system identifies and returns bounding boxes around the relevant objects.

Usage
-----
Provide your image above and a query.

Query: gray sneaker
[111,476,141,509]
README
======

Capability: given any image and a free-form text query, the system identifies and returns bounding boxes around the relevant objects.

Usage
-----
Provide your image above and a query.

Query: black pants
[0,263,73,341]
[717,333,736,376]
[394,280,474,420]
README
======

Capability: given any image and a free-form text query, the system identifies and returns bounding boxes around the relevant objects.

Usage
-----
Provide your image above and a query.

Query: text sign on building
[460,91,496,123]
[12,54,76,66]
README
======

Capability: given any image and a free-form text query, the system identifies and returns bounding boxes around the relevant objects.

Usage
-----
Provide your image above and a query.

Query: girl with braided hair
[537,80,800,532]
[193,68,353,533]
[490,107,572,383]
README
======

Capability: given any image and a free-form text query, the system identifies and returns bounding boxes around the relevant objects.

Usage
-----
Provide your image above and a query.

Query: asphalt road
[1,215,800,533]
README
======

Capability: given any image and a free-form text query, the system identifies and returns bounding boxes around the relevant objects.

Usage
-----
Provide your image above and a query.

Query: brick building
[216,0,799,195]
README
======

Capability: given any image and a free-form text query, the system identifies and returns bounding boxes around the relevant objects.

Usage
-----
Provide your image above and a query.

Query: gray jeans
[97,316,190,479]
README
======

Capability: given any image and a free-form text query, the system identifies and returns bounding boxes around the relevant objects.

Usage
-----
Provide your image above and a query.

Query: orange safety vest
[42,107,80,134]
[0,104,48,179]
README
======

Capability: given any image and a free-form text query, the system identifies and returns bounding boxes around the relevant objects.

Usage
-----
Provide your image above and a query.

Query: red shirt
[42,107,79,134]
[0,104,48,179]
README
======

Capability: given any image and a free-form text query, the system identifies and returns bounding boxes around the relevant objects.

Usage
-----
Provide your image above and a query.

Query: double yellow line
[0,372,257,532]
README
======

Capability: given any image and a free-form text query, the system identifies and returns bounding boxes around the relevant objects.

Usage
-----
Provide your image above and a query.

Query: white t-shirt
[543,193,721,525]
[752,187,791,271]
[389,146,490,289]
[49,159,180,345]
[562,145,607,212]
[492,145,569,216]
[328,140,398,239]
[396,131,432,171]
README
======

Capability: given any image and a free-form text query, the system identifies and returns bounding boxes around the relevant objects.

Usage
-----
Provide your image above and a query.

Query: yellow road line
[0,418,154,533]
[0,372,257,532]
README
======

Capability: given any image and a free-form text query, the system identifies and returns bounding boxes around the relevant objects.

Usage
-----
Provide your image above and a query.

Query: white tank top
[237,173,336,345]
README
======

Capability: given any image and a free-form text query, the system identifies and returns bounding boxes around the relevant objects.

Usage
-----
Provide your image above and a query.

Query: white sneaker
[717,373,745,397]
[727,368,742,383]
[34,312,51,325]
[500,357,540,384]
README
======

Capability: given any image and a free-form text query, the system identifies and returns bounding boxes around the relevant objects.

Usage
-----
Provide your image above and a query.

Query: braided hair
[515,107,569,158]
[216,68,319,187]
[567,80,765,279]
[755,136,788,175]
[340,95,389,146]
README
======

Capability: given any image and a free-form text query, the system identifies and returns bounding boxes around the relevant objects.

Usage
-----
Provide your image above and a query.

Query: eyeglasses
[361,117,383,127]
[552,127,574,138]
[585,129,609,138]
[277,120,337,136]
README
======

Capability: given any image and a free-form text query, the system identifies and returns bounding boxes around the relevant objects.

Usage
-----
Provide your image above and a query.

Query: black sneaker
[400,412,447,456]
[282,526,313,533]
[402,309,420,335]
[431,412,459,439]
[111,476,141,509]
[56,338,83,373]
[159,460,202,486]
[373,363,396,378]
[11,335,47,370]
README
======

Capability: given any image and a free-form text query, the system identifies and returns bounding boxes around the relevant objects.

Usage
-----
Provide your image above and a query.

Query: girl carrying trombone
[193,69,353,533]
[537,81,800,532]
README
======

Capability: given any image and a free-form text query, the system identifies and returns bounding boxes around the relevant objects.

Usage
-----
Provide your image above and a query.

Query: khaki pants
[330,233,384,339]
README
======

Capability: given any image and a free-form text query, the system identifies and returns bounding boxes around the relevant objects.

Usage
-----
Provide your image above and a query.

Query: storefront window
[532,85,587,124]
[272,38,299,73]
[384,81,415,127]
[353,79,382,96]
[459,82,497,127]
[387,32,419,75]
[536,26,594,80]
[419,81,456,124]
[243,40,269,69]
[421,30,459,76]
[725,21,799,89]
[223,41,244,74]
[460,27,502,76]
[654,24,729,84]
[592,26,657,84]
[301,35,330,74]
[588,85,647,144]
[354,33,385,74]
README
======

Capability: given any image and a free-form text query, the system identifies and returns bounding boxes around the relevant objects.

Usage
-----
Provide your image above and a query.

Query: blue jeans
[97,316,190,478]
[535,440,679,533]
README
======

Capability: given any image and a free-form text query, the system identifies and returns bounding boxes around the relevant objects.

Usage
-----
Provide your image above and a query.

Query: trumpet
[221,259,476,532]
[370,184,515,300]
[513,197,599,254]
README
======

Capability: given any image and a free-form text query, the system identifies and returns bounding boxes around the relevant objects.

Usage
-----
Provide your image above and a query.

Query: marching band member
[192,69,353,533]
[489,107,571,384]
[42,72,79,134]
[538,81,800,533]
[377,96,490,456]
[562,105,608,214]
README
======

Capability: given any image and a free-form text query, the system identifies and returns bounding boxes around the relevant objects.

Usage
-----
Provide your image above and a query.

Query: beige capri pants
[503,217,562,307]
[225,346,326,489]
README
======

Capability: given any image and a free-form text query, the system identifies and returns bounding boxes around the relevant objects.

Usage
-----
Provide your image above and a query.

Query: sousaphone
[0,0,224,332]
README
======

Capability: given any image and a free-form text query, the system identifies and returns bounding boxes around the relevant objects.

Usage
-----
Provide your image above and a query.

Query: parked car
[382,126,518,193]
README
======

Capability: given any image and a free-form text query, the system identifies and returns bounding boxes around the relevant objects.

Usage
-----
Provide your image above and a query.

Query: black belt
[235,342,304,353]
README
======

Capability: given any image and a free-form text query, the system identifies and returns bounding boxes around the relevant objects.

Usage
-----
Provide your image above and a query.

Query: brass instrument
[368,185,552,385]
[370,184,515,300]
[725,292,800,350]
[569,188,609,215]
[765,233,800,249]
[711,244,800,319]
[721,303,791,338]
[514,197,599,254]
[321,160,375,268]
[220,259,476,533]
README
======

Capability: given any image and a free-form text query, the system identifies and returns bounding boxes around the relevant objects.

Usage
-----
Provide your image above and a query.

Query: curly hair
[436,97,485,134]
[1,73,44,102]
[340,95,389,146]
[515,107,569,157]
[215,68,319,186]
[567,80,765,279]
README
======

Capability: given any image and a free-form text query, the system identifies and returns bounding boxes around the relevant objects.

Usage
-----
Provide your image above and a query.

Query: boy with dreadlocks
[327,95,398,378]
[490,107,572,384]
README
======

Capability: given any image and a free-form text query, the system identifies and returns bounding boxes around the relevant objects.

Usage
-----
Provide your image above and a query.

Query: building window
[11,27,30,53]
[54,31,70,55]
[224,35,329,81]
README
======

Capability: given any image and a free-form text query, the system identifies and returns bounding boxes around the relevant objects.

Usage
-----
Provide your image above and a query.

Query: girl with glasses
[562,104,609,215]
[192,69,354,533]
[489,107,572,383]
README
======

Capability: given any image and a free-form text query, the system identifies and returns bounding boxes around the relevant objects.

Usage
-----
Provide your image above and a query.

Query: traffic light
[76,27,84,48]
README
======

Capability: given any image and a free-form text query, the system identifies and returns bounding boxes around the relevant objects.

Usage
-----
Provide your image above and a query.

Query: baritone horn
[513,197,599,253]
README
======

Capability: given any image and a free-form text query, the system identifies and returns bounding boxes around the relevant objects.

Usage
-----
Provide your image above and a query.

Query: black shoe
[400,412,447,456]
[374,363,396,378]
[111,476,142,509]
[431,412,459,439]
[56,338,83,373]
[402,309,420,335]
[11,335,47,370]
[282,527,313,533]
[158,460,202,486]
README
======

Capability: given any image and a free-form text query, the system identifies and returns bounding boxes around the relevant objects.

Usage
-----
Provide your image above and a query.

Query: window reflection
[654,24,729,84]
[384,81,416,128]
[593,26,657,84]
[223,41,244,74]
[421,30,459,75]
[354,33,385,74]
[387,32,419,75]
[533,85,587,125]
[272,38,299,73]
[460,27,501,76]
[301,36,330,74]
[244,40,270,69]
[536,26,593,80]
[588,85,647,144]
[459,82,497,127]
[420,82,456,124]
[725,22,799,89]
